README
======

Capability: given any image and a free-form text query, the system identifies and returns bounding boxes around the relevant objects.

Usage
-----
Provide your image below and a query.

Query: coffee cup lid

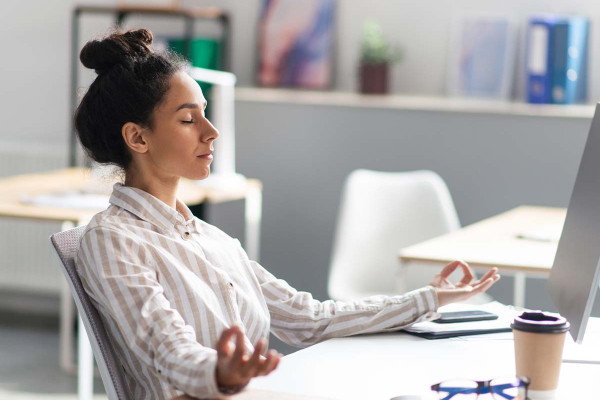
[511,311,570,333]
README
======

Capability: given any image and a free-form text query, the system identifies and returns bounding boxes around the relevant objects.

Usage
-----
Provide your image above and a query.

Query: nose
[202,118,220,142]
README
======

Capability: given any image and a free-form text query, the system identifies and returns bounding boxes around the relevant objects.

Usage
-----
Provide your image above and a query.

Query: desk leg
[60,221,76,374]
[245,184,262,262]
[514,272,526,308]
[78,316,94,400]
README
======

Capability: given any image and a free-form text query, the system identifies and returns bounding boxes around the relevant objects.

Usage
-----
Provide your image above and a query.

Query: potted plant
[358,20,402,94]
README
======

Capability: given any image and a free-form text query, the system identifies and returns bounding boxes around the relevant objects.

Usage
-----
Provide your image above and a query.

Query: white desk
[249,318,600,399]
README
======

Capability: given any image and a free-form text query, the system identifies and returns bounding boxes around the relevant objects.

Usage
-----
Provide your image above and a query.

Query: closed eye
[181,119,194,124]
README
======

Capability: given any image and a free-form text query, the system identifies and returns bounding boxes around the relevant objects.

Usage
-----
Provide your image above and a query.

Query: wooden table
[399,206,566,307]
[0,167,263,397]
[0,167,261,221]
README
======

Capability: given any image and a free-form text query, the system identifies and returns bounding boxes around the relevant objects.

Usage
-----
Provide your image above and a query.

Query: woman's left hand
[429,260,500,307]
[215,325,281,393]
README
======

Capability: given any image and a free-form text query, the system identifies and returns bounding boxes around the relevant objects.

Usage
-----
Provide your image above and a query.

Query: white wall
[0,0,113,146]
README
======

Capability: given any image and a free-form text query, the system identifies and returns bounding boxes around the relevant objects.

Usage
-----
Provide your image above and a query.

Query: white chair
[50,226,128,400]
[327,169,461,301]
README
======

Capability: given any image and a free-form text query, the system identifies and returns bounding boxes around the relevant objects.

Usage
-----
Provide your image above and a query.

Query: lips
[197,150,213,160]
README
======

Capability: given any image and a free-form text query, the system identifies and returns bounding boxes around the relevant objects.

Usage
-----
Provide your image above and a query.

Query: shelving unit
[69,4,231,166]
[235,87,596,120]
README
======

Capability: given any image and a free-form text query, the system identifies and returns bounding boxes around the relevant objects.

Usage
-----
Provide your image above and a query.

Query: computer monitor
[548,103,600,345]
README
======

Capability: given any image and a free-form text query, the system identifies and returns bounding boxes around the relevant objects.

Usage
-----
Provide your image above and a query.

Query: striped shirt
[75,183,439,400]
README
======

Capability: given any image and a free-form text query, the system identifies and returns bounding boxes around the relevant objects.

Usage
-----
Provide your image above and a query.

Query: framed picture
[257,0,336,89]
[447,13,517,100]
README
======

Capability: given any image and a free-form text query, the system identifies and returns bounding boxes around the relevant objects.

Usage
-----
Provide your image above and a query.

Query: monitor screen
[548,103,600,344]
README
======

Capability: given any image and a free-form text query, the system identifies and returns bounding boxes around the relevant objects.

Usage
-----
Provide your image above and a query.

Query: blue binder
[527,16,565,103]
[550,20,570,103]
[527,15,589,104]
[564,17,589,104]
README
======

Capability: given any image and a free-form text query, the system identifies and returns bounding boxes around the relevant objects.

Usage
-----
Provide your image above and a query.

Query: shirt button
[228,282,234,288]
[182,231,191,240]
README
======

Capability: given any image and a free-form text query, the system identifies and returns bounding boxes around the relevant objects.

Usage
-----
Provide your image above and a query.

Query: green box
[168,37,221,96]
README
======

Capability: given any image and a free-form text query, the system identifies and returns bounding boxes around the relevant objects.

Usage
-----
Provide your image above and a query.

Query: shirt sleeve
[249,260,439,348]
[76,226,228,399]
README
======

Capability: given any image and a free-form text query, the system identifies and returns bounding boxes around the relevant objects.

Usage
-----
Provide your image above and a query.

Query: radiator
[0,140,67,296]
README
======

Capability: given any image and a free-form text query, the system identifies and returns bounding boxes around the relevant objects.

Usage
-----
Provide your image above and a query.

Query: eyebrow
[176,101,207,112]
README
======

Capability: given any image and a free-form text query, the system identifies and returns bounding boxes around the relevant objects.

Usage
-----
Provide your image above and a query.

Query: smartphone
[432,310,498,324]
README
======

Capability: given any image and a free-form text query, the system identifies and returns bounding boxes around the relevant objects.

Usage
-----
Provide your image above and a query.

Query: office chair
[327,169,461,301]
[50,226,128,400]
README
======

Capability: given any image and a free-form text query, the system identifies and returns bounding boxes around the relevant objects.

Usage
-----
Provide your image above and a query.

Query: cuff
[203,351,221,397]
[176,349,225,399]
[408,285,439,314]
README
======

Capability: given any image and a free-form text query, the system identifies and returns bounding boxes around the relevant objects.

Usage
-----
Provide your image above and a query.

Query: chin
[186,168,211,181]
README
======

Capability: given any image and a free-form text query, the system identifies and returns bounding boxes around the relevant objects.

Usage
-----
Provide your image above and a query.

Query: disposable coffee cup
[511,311,570,392]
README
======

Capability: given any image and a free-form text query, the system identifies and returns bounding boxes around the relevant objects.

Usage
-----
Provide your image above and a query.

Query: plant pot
[359,62,389,94]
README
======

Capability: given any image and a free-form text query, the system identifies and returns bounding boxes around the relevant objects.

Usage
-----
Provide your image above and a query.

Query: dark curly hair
[74,28,186,171]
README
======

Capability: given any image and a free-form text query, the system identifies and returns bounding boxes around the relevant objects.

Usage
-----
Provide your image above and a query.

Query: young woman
[74,29,500,400]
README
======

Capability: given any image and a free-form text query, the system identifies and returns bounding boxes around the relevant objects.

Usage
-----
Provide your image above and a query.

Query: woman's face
[142,71,219,181]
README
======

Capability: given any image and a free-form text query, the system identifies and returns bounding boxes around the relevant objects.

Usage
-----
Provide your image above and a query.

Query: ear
[121,122,148,154]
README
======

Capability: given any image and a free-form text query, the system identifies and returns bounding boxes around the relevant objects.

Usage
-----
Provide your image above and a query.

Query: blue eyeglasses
[431,376,530,400]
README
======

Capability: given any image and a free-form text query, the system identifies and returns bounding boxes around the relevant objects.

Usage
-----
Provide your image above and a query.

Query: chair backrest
[50,226,128,400]
[327,169,461,301]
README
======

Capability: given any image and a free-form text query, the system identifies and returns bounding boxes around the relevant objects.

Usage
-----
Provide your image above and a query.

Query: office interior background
[2,0,600,398]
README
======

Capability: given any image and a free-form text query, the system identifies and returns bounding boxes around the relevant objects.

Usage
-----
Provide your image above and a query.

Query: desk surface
[399,206,566,274]
[249,319,600,399]
[0,168,261,223]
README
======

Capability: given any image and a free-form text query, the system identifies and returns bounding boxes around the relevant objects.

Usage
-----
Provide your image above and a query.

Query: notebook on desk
[404,325,511,339]
[403,302,520,340]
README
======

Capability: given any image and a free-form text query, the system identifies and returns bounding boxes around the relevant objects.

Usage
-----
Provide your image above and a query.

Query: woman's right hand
[430,260,500,307]
[215,325,281,393]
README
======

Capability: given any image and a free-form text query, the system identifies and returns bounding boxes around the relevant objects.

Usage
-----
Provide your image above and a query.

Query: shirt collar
[109,183,194,231]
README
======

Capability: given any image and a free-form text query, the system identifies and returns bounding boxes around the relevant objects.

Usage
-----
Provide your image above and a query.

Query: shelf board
[235,87,596,119]
[75,5,226,19]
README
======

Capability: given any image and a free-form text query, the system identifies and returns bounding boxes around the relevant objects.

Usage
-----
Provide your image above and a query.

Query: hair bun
[80,28,154,74]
